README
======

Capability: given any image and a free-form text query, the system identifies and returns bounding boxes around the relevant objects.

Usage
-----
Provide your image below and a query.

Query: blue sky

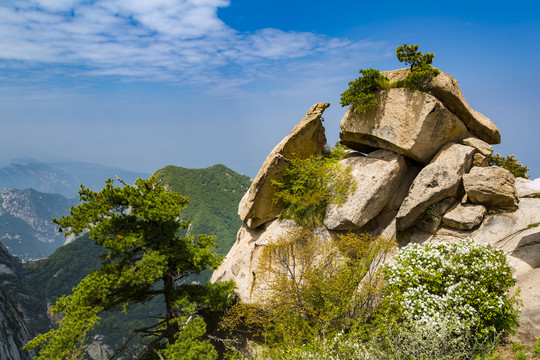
[0,0,539,178]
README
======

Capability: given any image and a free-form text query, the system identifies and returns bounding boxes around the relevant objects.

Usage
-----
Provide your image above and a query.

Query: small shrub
[420,203,438,222]
[395,43,441,90]
[511,341,526,352]
[533,336,540,356]
[357,317,498,360]
[385,238,520,342]
[220,231,396,354]
[488,153,530,179]
[272,155,353,227]
[340,44,440,113]
[340,68,390,113]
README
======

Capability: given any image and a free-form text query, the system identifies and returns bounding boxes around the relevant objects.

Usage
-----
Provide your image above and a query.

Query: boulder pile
[211,70,540,343]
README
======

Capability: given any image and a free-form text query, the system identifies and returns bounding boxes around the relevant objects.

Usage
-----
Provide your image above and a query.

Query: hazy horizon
[1,0,538,178]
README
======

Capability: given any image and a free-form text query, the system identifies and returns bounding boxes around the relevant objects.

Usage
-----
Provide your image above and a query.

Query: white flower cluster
[385,238,517,336]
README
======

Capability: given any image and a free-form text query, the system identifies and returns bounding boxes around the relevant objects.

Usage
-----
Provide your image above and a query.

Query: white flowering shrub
[385,238,520,339]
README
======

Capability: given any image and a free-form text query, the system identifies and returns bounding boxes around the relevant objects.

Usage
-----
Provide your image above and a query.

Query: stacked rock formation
[211,70,540,342]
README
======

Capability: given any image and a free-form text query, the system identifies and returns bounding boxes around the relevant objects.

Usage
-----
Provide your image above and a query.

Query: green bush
[272,154,353,227]
[533,336,540,356]
[395,43,441,90]
[384,238,520,341]
[340,44,440,113]
[339,69,390,113]
[488,153,530,179]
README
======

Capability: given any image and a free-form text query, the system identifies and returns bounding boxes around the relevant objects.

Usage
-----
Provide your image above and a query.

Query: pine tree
[25,176,234,359]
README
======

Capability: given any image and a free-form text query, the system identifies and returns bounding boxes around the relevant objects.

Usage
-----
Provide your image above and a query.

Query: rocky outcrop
[463,166,519,209]
[238,103,329,228]
[211,219,334,302]
[415,197,457,234]
[442,203,486,230]
[0,243,35,360]
[340,88,470,164]
[396,143,474,230]
[515,177,540,198]
[427,198,540,343]
[461,137,493,167]
[323,150,408,230]
[214,68,540,343]
[382,69,501,144]
[0,288,34,360]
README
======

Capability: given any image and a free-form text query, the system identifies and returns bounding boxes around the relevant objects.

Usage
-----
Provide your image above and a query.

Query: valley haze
[0,0,538,178]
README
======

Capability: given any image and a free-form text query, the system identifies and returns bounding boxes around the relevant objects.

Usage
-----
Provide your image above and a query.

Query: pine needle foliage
[394,43,441,90]
[488,153,530,179]
[24,176,235,360]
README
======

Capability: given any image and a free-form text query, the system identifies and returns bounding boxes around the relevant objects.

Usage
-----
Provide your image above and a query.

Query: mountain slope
[0,188,77,260]
[0,242,35,359]
[154,164,251,256]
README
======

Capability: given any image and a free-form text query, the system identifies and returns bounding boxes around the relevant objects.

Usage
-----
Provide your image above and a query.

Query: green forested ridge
[154,164,251,256]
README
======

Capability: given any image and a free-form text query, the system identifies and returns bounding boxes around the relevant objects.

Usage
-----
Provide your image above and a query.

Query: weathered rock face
[0,288,34,360]
[426,198,540,343]
[415,197,457,234]
[323,150,408,230]
[340,88,470,164]
[461,137,493,167]
[210,219,334,302]
[396,143,475,230]
[0,243,34,360]
[463,166,519,209]
[238,103,329,228]
[515,177,540,198]
[442,203,486,230]
[382,69,501,144]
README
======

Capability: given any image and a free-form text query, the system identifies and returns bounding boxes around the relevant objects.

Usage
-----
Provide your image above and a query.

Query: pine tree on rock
[25,176,235,360]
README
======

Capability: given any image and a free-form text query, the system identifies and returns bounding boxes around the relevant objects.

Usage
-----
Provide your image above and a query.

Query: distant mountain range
[0,188,76,260]
[0,158,149,199]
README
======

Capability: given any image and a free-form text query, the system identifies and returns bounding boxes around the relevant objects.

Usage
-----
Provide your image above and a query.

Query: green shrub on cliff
[271,152,353,228]
[394,43,440,90]
[340,69,391,113]
[488,153,530,179]
[340,43,440,113]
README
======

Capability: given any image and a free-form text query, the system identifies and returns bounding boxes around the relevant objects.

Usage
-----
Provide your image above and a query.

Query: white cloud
[0,0,384,87]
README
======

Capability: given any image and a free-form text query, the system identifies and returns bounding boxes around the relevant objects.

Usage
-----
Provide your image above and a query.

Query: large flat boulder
[323,149,408,230]
[340,88,470,164]
[383,69,501,144]
[442,203,486,230]
[463,166,519,209]
[238,103,329,228]
[396,142,475,230]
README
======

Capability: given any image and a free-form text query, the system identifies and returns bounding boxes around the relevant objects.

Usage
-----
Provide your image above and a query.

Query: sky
[0,0,539,178]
